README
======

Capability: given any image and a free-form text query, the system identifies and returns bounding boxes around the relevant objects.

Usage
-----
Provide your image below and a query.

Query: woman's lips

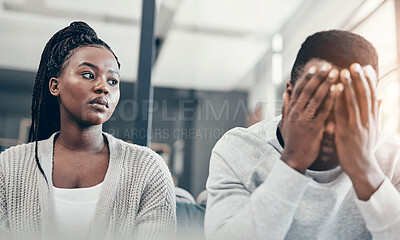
[89,97,108,111]
[90,103,107,111]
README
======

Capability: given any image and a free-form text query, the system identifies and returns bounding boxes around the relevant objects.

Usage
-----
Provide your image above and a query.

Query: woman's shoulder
[0,142,35,158]
[0,142,36,167]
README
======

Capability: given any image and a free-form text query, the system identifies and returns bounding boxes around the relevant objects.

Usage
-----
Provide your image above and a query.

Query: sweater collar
[36,131,124,240]
[36,132,57,239]
[90,132,124,240]
[37,131,121,185]
[37,132,57,188]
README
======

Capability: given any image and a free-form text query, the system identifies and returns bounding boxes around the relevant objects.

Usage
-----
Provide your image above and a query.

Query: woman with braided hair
[0,21,176,240]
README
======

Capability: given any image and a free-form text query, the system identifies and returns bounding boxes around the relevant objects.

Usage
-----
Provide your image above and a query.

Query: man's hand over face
[280,62,338,174]
[334,63,385,200]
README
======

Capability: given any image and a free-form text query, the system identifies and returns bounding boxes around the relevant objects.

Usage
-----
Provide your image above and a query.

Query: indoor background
[0,0,399,199]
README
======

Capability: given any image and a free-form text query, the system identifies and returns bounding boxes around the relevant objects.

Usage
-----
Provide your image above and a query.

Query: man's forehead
[303,59,341,72]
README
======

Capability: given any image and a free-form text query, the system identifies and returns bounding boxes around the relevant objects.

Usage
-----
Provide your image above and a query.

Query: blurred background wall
[1,0,399,198]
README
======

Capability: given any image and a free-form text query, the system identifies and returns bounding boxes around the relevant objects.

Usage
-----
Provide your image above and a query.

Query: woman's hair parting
[28,21,120,180]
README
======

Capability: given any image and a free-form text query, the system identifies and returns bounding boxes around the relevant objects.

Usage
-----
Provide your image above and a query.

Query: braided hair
[28,21,120,180]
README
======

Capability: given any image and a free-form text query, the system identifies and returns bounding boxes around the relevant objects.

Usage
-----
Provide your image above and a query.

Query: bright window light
[353,0,399,135]
[271,53,283,85]
[272,33,283,52]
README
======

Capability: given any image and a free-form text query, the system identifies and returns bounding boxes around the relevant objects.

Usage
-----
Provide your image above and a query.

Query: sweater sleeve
[0,153,10,238]
[355,178,400,240]
[133,156,177,240]
[205,149,312,240]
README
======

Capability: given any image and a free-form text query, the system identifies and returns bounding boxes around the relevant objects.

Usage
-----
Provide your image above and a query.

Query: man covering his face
[205,30,400,240]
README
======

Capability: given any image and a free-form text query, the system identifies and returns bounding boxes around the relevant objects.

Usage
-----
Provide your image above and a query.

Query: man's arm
[334,64,400,239]
[355,178,400,240]
[205,148,312,240]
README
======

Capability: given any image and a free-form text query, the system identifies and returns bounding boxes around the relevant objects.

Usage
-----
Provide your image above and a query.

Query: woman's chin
[81,114,110,126]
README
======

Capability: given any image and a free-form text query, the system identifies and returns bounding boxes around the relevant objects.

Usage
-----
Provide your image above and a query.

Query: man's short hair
[290,30,378,87]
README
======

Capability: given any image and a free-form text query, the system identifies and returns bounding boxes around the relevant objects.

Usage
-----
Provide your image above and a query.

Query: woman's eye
[82,72,95,79]
[108,78,118,86]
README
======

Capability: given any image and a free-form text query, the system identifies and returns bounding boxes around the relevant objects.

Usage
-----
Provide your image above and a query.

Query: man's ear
[49,77,60,96]
[283,81,293,103]
[282,81,293,120]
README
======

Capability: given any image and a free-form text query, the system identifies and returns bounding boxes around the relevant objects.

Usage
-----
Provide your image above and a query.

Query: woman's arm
[0,153,10,238]
[133,155,176,240]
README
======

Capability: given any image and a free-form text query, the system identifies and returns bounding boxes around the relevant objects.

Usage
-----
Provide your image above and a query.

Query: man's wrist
[280,152,307,174]
[348,162,385,201]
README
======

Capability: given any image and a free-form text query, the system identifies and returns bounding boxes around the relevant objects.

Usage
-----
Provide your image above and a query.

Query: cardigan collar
[36,131,124,240]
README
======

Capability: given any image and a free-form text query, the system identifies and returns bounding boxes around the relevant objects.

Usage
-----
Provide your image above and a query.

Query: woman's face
[50,45,120,127]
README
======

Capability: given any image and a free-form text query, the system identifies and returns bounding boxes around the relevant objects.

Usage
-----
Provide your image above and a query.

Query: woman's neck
[57,119,105,153]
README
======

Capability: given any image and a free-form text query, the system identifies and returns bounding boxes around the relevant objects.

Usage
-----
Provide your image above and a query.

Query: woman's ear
[49,77,60,96]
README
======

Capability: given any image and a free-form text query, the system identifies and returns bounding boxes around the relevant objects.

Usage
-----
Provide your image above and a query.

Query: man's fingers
[306,69,339,115]
[289,66,317,110]
[334,82,346,128]
[350,63,371,126]
[315,84,336,122]
[363,65,378,119]
[341,69,361,125]
[294,63,332,111]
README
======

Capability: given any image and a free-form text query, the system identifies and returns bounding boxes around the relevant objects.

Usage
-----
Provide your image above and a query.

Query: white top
[52,182,103,240]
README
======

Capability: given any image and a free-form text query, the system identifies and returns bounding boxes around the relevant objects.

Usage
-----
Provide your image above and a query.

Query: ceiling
[0,0,305,91]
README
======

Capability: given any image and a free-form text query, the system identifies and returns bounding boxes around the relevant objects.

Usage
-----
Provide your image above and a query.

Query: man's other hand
[334,63,385,201]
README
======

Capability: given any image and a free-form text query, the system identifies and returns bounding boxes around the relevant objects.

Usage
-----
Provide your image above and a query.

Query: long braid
[28,21,120,182]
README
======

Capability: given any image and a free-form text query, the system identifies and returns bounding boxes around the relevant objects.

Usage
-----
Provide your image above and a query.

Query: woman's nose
[94,79,109,95]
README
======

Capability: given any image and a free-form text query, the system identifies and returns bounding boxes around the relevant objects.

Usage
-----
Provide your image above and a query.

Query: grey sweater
[0,132,176,240]
[205,116,400,240]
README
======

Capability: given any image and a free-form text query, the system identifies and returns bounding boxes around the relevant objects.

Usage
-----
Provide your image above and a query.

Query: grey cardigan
[0,132,176,240]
